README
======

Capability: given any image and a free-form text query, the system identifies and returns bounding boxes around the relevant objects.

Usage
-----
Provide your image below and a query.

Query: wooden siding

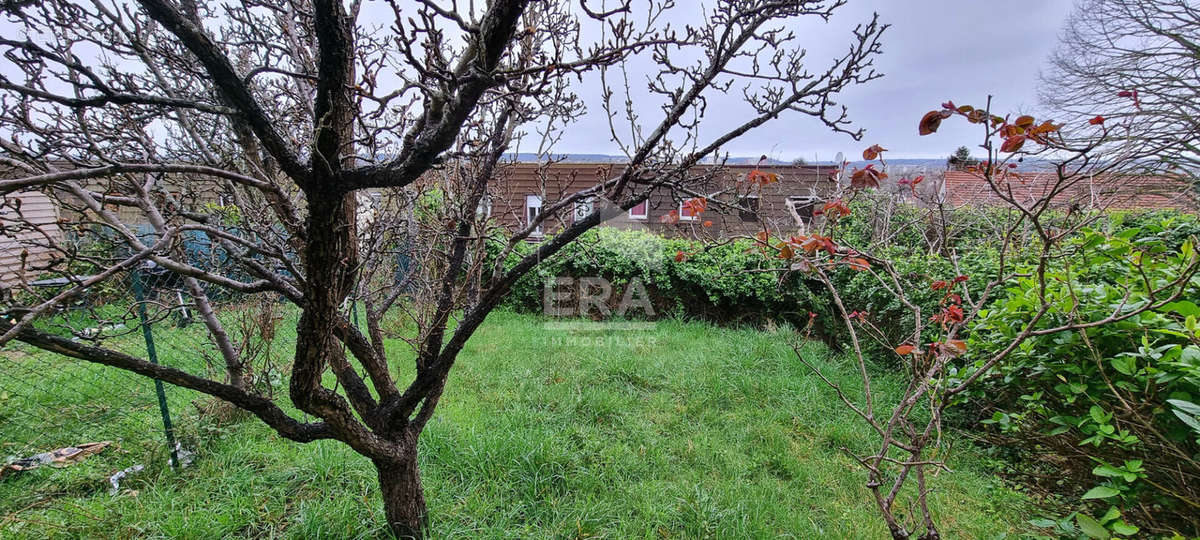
[483,162,840,238]
[1,190,63,287]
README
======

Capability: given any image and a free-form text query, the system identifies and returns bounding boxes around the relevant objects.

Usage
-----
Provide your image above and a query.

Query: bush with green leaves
[963,220,1200,536]
[497,224,1003,358]
[1105,209,1200,251]
[498,227,830,329]
[837,194,1018,255]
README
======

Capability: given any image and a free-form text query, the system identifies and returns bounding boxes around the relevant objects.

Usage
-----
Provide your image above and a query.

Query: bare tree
[0,0,885,536]
[1040,0,1200,184]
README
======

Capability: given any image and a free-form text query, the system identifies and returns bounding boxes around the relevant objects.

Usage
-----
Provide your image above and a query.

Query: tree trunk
[374,453,427,539]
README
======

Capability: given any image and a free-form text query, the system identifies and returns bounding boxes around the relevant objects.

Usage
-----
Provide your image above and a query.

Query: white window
[628,200,648,220]
[573,196,594,222]
[526,194,543,235]
[786,196,820,225]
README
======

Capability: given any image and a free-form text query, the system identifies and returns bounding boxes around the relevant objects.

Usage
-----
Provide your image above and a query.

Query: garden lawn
[0,311,1032,538]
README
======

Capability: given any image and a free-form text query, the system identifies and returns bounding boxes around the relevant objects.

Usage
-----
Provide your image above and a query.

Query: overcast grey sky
[0,0,1075,163]
[551,0,1076,161]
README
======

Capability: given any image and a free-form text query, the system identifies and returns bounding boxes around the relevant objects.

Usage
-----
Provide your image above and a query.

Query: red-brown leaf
[1000,135,1026,153]
[862,144,887,161]
[746,169,779,186]
[846,257,870,271]
[1031,121,1059,135]
[850,166,885,189]
[682,197,708,217]
[822,200,851,219]
[919,110,943,136]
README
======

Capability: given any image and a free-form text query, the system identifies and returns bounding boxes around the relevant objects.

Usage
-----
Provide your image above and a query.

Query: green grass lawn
[1,310,1033,538]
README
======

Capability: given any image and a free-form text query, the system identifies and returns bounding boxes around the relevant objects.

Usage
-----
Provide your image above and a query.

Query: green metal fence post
[131,267,181,470]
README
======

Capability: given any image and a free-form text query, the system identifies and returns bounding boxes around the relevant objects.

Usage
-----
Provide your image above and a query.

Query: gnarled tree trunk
[375,452,427,539]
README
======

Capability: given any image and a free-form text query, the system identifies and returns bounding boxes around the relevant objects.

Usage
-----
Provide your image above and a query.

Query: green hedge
[494,225,990,354]
[499,227,825,327]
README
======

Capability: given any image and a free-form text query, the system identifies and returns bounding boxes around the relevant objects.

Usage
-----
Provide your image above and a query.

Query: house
[0,163,237,289]
[938,170,1198,211]
[0,189,63,287]
[482,162,840,239]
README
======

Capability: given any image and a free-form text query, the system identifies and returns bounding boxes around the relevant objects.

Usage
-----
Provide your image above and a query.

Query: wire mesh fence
[1,263,300,483]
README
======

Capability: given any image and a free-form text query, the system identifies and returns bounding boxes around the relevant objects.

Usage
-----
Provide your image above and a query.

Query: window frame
[525,194,544,236]
[628,199,648,220]
[573,196,594,223]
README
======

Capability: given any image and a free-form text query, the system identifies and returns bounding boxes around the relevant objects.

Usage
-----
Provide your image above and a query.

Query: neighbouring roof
[941,170,1198,212]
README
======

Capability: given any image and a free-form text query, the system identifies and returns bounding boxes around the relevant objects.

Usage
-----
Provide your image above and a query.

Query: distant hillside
[505,153,628,163]
[502,153,1051,171]
[504,153,791,165]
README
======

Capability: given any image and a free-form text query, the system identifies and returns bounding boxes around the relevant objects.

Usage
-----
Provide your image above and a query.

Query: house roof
[941,170,1198,212]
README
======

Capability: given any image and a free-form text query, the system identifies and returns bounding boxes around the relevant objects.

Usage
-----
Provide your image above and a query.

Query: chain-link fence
[1,263,301,483]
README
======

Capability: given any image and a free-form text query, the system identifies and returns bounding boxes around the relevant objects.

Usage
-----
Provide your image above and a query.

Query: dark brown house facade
[481,162,840,239]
